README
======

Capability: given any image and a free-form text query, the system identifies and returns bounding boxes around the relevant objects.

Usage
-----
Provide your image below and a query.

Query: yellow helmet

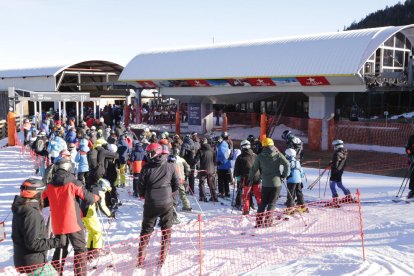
[262,138,274,147]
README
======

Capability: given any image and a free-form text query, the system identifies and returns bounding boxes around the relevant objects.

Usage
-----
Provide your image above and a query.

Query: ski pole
[282,180,307,227]
[97,208,117,272]
[323,169,331,198]
[230,177,237,213]
[396,162,414,197]
[307,163,332,190]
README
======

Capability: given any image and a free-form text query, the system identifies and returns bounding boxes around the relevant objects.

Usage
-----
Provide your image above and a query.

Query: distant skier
[281,130,304,161]
[234,140,262,215]
[329,140,351,201]
[405,134,414,199]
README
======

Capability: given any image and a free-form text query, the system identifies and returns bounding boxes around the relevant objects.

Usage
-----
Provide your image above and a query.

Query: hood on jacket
[200,143,212,151]
[11,195,41,215]
[134,143,144,152]
[261,145,279,156]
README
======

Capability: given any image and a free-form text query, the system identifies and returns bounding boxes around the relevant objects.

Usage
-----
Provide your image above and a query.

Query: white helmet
[332,139,344,150]
[144,127,150,132]
[98,178,112,192]
[240,140,251,149]
[108,144,118,153]
[285,148,297,158]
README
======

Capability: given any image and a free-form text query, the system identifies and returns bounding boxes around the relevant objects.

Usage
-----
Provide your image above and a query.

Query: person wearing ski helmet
[216,131,233,197]
[194,137,218,202]
[234,140,262,215]
[130,141,146,197]
[42,156,100,275]
[284,148,306,213]
[81,178,114,261]
[171,147,192,211]
[137,143,179,267]
[12,178,67,275]
[249,138,290,227]
[180,134,196,194]
[247,134,262,154]
[281,130,304,161]
[329,140,351,201]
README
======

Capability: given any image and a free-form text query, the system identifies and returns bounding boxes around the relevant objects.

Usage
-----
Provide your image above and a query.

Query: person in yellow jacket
[81,178,115,260]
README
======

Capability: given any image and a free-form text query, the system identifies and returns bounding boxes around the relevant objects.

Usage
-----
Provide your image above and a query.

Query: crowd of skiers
[12,114,353,274]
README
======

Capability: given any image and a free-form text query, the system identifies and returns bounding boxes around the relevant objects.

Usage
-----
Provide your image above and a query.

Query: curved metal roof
[120,25,414,82]
[0,60,124,78]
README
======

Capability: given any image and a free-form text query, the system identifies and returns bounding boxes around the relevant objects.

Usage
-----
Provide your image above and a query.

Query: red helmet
[146,143,162,159]
[20,178,45,199]
[161,144,170,155]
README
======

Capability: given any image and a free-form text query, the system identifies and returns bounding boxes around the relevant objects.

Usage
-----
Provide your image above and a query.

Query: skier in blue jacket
[285,148,306,213]
[75,138,90,185]
[216,135,232,197]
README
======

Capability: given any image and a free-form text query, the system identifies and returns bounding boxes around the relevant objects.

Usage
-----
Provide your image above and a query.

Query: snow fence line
[1,194,365,276]
[0,136,366,275]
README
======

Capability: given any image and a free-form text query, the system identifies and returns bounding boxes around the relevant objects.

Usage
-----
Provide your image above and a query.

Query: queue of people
[12,116,354,273]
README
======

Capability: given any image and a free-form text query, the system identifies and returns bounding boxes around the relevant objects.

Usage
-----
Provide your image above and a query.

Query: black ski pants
[257,186,282,214]
[217,169,232,196]
[199,173,217,200]
[256,186,282,227]
[140,205,174,236]
[52,230,87,276]
[286,182,305,208]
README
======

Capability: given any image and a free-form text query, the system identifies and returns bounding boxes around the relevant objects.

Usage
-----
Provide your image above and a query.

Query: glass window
[384,36,394,47]
[405,52,409,67]
[395,33,405,48]
[394,50,404,67]
[368,53,375,61]
[406,39,411,50]
[260,101,266,113]
[267,102,273,114]
[383,49,394,67]
[248,102,254,112]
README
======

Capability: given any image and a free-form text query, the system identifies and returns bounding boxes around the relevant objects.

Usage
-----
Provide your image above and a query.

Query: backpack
[34,139,45,154]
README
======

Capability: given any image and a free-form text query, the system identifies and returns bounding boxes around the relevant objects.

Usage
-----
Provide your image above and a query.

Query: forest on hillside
[347,0,414,30]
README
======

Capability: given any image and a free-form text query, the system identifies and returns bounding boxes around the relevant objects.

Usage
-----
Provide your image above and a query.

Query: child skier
[284,148,306,214]
[81,178,115,260]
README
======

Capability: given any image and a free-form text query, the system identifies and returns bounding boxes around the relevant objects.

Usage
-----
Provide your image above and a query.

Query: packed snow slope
[0,141,413,275]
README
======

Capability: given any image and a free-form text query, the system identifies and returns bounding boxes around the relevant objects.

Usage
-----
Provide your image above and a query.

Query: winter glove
[109,212,116,219]
[56,234,67,248]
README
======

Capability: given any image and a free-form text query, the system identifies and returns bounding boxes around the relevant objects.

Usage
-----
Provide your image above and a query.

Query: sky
[0,0,404,69]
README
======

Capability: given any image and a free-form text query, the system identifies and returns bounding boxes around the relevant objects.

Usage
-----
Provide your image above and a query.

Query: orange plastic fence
[1,195,364,276]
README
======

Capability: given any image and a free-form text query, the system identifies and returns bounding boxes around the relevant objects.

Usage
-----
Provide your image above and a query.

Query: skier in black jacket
[137,143,179,267]
[234,140,262,215]
[194,138,217,202]
[12,178,67,274]
[405,134,414,199]
[329,140,351,200]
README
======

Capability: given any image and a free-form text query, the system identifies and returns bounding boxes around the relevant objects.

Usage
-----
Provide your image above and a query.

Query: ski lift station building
[0,60,135,121]
[120,24,414,150]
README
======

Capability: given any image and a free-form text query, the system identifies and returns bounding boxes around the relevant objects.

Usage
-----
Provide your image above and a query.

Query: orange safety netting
[1,195,364,276]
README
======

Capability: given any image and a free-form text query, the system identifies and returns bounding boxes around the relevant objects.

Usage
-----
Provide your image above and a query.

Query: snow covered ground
[0,138,413,275]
